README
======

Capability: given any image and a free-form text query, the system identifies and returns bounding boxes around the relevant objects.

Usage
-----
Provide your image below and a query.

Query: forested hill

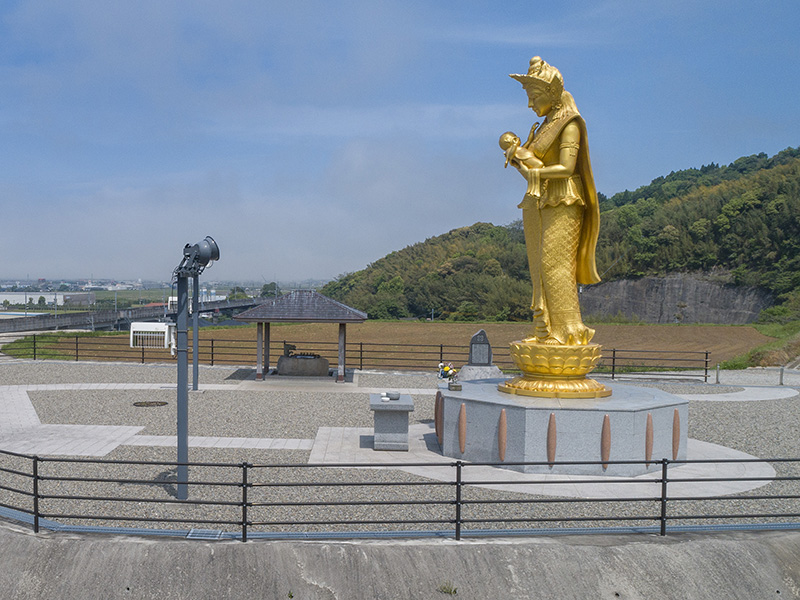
[321,147,800,322]
[322,222,533,321]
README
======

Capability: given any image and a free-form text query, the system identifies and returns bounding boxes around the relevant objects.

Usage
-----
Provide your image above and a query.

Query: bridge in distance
[0,298,260,334]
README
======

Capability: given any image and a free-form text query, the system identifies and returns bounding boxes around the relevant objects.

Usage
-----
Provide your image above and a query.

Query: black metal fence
[0,449,798,541]
[6,335,710,380]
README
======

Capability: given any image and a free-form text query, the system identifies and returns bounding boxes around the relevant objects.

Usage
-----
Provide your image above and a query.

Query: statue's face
[528,91,553,117]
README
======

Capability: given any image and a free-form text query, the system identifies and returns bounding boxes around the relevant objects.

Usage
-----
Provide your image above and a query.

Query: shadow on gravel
[225,369,255,381]
[150,468,179,498]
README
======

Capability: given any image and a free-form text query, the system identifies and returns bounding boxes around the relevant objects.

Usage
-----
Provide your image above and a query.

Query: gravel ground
[2,360,800,537]
[28,389,436,437]
[356,370,439,389]
[0,360,241,385]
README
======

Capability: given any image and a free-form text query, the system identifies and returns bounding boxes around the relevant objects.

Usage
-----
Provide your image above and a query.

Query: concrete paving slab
[0,424,143,456]
[304,423,775,500]
[679,386,799,402]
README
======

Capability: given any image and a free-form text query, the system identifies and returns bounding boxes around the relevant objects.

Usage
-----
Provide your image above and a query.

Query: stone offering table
[370,394,415,451]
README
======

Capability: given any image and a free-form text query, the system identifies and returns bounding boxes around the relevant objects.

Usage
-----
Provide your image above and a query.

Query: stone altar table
[370,393,415,451]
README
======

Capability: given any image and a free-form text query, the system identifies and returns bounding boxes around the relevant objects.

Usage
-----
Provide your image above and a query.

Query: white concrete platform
[308,422,775,499]
[678,386,799,402]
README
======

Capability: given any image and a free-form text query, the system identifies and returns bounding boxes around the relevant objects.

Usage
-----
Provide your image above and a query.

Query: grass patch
[437,581,458,595]
[2,337,73,360]
[720,320,800,368]
[2,331,138,361]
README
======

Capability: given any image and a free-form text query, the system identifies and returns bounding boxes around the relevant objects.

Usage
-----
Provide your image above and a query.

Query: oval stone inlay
[458,403,466,454]
[547,413,557,466]
[435,391,443,446]
[672,409,680,460]
[601,414,611,470]
[645,412,653,466]
[498,409,507,462]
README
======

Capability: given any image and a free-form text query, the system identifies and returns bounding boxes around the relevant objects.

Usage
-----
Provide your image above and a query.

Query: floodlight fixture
[174,236,220,277]
[173,235,220,500]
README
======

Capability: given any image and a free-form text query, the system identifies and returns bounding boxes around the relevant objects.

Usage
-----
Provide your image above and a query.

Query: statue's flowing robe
[529,97,600,285]
[521,93,600,343]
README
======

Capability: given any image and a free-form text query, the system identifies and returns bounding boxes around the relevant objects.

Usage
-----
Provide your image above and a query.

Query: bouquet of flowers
[438,362,457,381]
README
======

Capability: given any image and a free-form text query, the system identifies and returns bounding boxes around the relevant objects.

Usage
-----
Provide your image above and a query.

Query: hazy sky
[3,1,800,283]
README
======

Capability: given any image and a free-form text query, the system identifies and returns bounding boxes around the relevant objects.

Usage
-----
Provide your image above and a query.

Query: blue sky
[2,1,800,283]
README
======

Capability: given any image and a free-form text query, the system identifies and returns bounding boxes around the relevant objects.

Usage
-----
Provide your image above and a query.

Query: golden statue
[499,57,609,398]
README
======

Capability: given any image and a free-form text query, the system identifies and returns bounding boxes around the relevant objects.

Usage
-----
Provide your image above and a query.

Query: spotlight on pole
[175,236,220,276]
[173,236,219,500]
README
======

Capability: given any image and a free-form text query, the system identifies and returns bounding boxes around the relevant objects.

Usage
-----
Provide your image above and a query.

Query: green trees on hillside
[597,156,800,299]
[322,222,533,320]
[322,147,800,321]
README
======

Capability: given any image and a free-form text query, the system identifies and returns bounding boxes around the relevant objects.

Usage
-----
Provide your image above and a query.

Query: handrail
[0,450,797,542]
[4,334,711,379]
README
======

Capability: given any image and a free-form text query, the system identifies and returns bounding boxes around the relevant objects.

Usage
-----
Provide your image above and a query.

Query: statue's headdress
[510,56,564,102]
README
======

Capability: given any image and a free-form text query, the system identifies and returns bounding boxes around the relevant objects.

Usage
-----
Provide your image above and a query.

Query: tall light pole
[172,236,219,500]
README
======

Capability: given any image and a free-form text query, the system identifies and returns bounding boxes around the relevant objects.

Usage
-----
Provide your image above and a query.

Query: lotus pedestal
[498,341,611,399]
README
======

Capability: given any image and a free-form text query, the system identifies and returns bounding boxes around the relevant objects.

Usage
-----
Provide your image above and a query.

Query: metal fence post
[455,461,462,541]
[32,335,37,361]
[211,339,215,367]
[440,344,444,363]
[780,366,785,386]
[611,349,616,380]
[141,344,145,364]
[660,458,669,536]
[704,351,709,383]
[241,462,249,543]
[75,336,79,361]
[32,456,40,533]
[360,342,363,370]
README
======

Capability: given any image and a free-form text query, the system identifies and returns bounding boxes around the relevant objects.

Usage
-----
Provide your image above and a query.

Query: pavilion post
[256,322,263,380]
[338,322,346,382]
[264,322,271,375]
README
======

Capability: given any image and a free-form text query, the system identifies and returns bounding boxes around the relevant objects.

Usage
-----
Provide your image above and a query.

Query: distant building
[63,292,96,307]
[0,292,69,307]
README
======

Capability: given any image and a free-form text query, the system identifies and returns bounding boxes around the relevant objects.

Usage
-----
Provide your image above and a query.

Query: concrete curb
[1,519,799,599]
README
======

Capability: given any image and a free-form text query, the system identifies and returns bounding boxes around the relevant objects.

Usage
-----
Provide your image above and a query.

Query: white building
[0,292,95,307]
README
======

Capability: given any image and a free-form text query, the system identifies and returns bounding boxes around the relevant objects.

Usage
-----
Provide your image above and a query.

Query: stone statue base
[437,380,686,476]
[498,340,611,399]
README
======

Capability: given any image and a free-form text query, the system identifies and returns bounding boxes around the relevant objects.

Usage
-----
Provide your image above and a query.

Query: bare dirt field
[7,322,772,368]
[206,321,773,366]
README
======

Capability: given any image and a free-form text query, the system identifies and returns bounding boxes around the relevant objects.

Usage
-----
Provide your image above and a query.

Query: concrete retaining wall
[2,520,800,599]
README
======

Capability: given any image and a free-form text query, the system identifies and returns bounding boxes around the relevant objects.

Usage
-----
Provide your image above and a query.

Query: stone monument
[457,329,504,381]
[433,57,688,475]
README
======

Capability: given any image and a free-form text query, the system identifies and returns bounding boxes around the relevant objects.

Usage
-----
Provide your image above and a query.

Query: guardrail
[0,298,259,334]
[0,450,797,541]
[4,335,711,380]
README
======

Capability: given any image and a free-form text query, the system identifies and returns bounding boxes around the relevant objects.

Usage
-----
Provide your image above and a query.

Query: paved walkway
[0,382,316,456]
[681,386,799,402]
[0,377,784,498]
[308,422,774,499]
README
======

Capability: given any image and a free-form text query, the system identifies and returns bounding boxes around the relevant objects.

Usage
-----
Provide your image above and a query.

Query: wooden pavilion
[233,290,367,381]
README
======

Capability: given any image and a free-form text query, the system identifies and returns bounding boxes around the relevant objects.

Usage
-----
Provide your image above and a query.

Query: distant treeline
[321,147,800,323]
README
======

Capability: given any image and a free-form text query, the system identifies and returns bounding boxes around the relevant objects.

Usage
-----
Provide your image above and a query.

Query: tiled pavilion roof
[233,290,367,323]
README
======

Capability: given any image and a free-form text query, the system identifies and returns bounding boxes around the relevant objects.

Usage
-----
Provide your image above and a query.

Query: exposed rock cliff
[580,274,773,324]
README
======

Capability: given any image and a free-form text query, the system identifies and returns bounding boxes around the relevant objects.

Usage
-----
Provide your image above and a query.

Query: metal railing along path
[0,450,797,542]
[5,335,711,381]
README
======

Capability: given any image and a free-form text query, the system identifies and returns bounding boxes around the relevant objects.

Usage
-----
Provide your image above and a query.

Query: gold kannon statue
[499,57,610,399]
